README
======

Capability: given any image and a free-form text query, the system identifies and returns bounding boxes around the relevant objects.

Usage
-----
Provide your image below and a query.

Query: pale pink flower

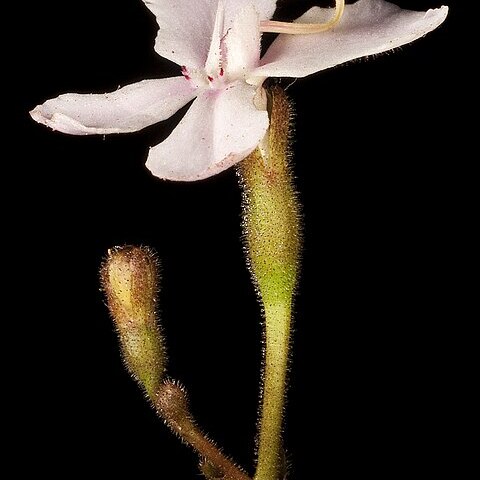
[30,0,447,181]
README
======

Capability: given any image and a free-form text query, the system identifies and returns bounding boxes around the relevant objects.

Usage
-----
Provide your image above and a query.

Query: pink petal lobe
[142,0,276,67]
[256,0,448,79]
[146,82,269,181]
[30,77,198,135]
[224,5,262,80]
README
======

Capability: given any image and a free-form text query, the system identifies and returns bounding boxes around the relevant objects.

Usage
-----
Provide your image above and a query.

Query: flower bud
[101,246,166,398]
[155,381,191,427]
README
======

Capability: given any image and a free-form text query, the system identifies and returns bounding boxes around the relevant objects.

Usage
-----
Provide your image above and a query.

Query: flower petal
[30,77,198,135]
[142,0,276,68]
[143,0,219,69]
[222,0,276,27]
[146,82,269,181]
[205,1,225,76]
[255,0,448,78]
[225,4,261,81]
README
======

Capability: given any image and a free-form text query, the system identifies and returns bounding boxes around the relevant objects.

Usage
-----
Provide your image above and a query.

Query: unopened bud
[101,246,166,398]
[155,380,191,427]
[102,245,157,323]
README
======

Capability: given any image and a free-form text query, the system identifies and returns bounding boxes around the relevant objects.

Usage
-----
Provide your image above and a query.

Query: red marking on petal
[219,67,224,76]
[181,66,191,81]
[208,75,214,82]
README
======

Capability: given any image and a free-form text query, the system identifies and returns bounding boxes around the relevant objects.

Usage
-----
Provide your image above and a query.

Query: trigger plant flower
[30,0,447,181]
[37,2,448,479]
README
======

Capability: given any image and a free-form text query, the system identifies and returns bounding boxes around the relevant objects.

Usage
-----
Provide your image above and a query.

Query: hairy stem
[155,381,252,480]
[255,304,292,480]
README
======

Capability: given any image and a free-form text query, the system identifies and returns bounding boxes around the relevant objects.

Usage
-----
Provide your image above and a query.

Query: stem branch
[155,381,252,480]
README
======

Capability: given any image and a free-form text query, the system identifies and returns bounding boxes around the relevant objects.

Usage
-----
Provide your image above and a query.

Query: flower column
[238,86,301,480]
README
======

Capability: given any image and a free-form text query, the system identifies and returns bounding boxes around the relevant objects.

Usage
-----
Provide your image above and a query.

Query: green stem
[255,303,291,480]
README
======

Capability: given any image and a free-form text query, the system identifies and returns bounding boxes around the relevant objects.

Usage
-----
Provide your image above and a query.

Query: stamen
[260,0,345,35]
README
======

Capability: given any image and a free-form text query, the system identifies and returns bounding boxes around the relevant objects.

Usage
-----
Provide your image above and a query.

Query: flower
[30,0,447,181]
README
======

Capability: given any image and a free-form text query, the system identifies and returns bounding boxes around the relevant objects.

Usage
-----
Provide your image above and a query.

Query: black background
[10,1,469,478]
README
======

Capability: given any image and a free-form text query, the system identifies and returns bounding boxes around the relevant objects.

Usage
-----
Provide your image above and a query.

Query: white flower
[30,0,447,181]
